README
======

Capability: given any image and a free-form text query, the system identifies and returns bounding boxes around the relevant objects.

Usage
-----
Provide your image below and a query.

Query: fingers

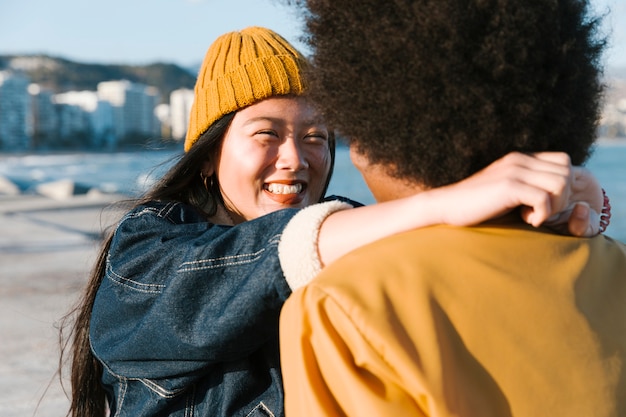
[446,151,587,229]
[493,152,573,223]
[519,153,572,214]
[531,202,600,237]
[570,166,603,212]
[459,151,603,236]
[529,151,572,168]
[531,161,603,235]
[568,202,601,237]
[519,194,553,227]
[497,152,571,190]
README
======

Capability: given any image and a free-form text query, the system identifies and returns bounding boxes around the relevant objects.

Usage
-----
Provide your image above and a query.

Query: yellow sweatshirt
[280,222,626,417]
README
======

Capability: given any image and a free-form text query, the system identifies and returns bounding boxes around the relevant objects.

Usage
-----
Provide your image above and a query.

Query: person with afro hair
[279,0,626,416]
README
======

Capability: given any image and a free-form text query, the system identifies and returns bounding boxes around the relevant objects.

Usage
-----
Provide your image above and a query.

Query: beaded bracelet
[599,188,611,233]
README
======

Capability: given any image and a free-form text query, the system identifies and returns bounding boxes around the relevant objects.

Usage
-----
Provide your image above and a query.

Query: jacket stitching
[185,385,196,417]
[108,207,158,239]
[93,348,187,399]
[180,248,266,264]
[138,378,187,398]
[178,249,266,272]
[246,401,275,417]
[119,204,178,226]
[157,201,174,217]
[106,263,165,293]
[177,256,265,272]
[125,206,160,219]
[177,234,281,272]
[268,234,280,245]
[117,377,127,413]
[157,201,179,221]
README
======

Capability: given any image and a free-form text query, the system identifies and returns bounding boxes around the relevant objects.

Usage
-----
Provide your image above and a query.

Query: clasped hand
[440,152,604,237]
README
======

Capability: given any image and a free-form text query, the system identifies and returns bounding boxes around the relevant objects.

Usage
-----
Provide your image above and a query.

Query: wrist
[600,188,611,233]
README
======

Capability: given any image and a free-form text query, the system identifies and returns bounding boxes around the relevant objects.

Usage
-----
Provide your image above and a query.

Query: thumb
[568,202,600,237]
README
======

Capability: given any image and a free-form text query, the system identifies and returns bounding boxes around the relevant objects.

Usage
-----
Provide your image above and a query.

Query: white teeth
[267,183,302,194]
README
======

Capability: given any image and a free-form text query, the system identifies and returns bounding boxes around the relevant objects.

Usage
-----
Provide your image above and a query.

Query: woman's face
[208,96,332,223]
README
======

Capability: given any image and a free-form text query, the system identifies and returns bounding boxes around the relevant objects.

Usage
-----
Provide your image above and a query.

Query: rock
[0,175,20,195]
[34,179,91,200]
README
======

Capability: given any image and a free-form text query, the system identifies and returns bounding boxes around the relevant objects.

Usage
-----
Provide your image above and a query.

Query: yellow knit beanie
[184,26,308,151]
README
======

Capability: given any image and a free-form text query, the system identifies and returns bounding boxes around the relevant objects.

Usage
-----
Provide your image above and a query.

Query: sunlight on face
[211,96,332,223]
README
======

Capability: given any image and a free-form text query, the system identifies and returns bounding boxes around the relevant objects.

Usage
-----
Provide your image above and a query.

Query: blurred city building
[0,71,30,149]
[0,71,196,151]
[0,65,624,152]
[169,88,194,141]
[599,76,626,138]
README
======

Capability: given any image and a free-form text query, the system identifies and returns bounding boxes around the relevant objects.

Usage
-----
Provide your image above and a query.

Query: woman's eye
[304,132,329,144]
[256,130,279,139]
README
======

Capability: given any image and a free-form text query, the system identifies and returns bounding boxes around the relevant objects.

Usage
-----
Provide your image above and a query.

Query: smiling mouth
[266,183,303,195]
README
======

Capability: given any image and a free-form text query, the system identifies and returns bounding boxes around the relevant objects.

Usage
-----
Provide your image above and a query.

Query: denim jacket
[90,201,302,417]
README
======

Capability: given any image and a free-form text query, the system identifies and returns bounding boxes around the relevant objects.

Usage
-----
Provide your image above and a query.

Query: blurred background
[0,1,624,416]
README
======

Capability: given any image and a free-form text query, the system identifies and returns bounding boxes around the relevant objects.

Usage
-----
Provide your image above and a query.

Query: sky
[0,0,625,70]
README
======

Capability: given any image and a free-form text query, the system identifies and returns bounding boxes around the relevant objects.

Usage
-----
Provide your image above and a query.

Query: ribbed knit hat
[184,26,308,151]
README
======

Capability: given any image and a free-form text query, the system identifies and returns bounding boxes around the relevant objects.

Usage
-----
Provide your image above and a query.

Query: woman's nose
[276,139,308,171]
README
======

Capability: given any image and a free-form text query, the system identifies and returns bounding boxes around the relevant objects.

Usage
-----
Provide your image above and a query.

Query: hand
[437,152,600,234]
[541,202,601,237]
[540,166,604,236]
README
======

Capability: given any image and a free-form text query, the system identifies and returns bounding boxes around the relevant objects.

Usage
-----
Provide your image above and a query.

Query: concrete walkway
[0,192,125,417]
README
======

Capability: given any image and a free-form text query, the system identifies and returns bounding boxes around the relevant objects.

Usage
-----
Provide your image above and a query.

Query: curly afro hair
[295,0,606,188]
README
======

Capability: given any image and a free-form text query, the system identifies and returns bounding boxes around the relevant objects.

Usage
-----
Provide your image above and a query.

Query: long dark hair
[59,111,335,417]
[59,114,232,417]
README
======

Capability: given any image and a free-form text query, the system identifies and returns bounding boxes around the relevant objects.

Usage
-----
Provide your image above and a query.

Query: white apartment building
[155,103,171,138]
[97,80,161,143]
[170,88,194,141]
[0,71,31,149]
[54,90,115,148]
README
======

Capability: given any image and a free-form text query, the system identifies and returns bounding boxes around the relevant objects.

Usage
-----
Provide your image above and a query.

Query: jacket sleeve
[278,199,353,289]
[280,284,428,417]
[91,202,297,378]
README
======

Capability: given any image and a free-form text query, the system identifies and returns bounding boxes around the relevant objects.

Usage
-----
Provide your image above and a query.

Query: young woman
[61,26,607,417]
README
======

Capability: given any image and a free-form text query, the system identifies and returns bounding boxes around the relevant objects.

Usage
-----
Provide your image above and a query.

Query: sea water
[0,141,624,242]
[584,140,626,243]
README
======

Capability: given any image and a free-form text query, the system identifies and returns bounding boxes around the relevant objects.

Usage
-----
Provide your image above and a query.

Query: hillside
[0,54,197,103]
